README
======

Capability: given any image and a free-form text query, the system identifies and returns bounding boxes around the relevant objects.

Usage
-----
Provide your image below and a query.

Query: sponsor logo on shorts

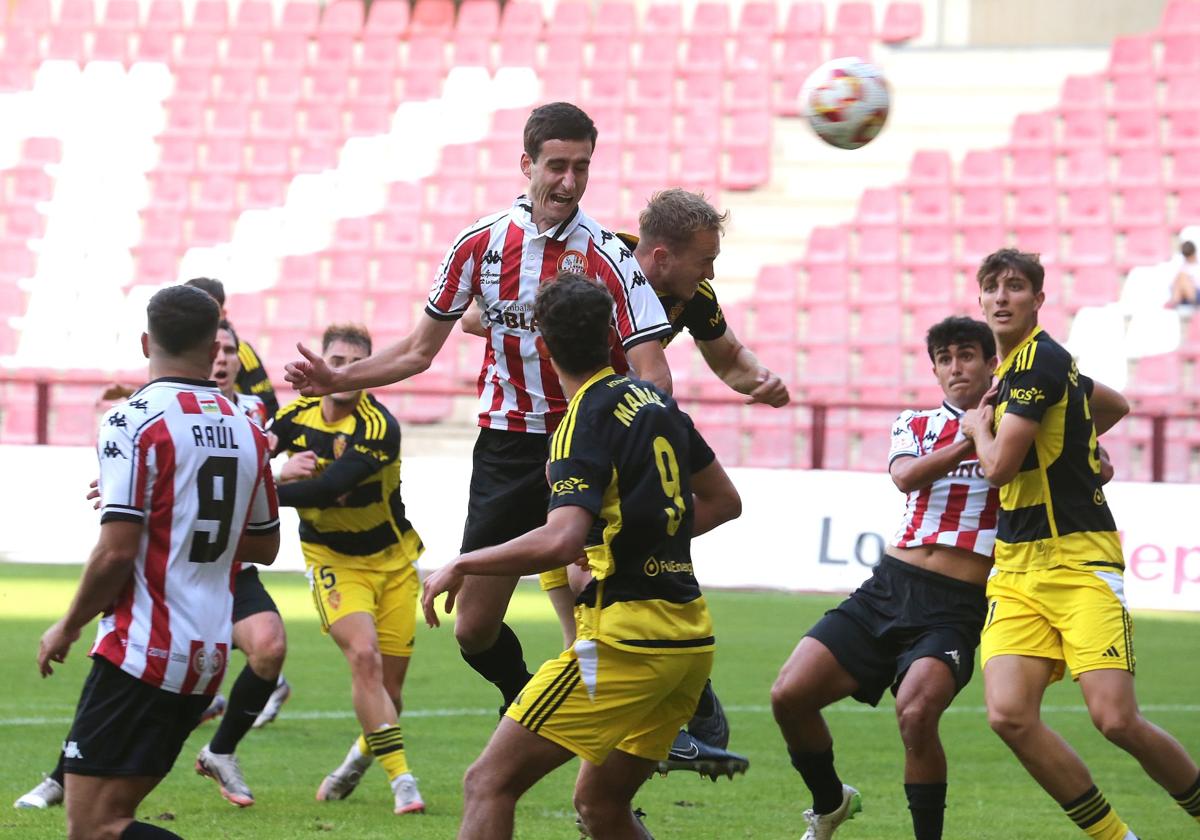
[62,741,84,760]
[944,649,961,668]
[1102,645,1122,658]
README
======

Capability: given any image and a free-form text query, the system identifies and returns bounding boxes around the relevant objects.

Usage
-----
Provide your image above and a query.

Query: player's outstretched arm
[421,506,593,627]
[626,339,673,395]
[698,329,790,407]
[889,437,976,493]
[38,521,142,676]
[690,457,741,537]
[284,314,456,395]
[1088,379,1130,436]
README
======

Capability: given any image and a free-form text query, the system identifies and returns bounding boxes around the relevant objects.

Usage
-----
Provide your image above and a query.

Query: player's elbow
[239,531,280,566]
[715,486,742,525]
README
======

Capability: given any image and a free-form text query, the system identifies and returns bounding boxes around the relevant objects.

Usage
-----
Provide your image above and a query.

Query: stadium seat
[751,303,799,343]
[1109,109,1162,151]
[1062,146,1110,188]
[1161,34,1200,77]
[906,226,954,266]
[958,149,1005,187]
[804,262,850,303]
[784,1,825,37]
[1063,225,1116,268]
[1011,224,1060,265]
[232,0,273,33]
[906,150,952,187]
[1114,186,1166,229]
[830,35,872,60]
[1011,186,1058,227]
[907,186,952,226]
[691,1,731,36]
[1108,73,1156,114]
[46,29,87,63]
[0,245,35,281]
[728,70,773,114]
[1009,149,1057,187]
[1121,227,1171,270]
[1107,34,1154,77]
[755,264,800,304]
[739,1,777,36]
[1059,109,1108,148]
[4,207,45,242]
[1114,148,1163,186]
[189,209,234,246]
[856,187,901,225]
[1161,0,1200,34]
[204,137,244,174]
[89,30,130,63]
[135,28,174,62]
[1166,109,1200,150]
[833,1,874,37]
[907,264,955,306]
[1010,112,1056,150]
[243,174,289,208]
[214,67,257,103]
[958,186,1005,225]
[101,0,140,30]
[1070,266,1121,307]
[806,226,850,265]
[1061,187,1111,227]
[191,0,229,33]
[683,34,727,76]
[21,137,62,167]
[853,264,901,305]
[145,0,183,31]
[253,102,298,140]
[854,225,900,266]
[546,0,590,36]
[802,303,851,344]
[881,2,922,43]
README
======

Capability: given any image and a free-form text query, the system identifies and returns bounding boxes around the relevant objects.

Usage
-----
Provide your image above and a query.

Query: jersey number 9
[653,436,687,536]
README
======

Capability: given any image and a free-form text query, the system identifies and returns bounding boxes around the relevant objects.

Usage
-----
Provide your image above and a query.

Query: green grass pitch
[1,563,1198,839]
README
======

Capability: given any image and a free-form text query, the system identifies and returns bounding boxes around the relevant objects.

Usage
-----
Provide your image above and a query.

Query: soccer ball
[800,57,891,150]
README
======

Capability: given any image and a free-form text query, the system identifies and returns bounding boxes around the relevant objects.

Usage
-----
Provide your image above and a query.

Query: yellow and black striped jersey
[548,366,716,654]
[616,232,727,348]
[235,339,279,418]
[270,392,422,572]
[992,327,1121,573]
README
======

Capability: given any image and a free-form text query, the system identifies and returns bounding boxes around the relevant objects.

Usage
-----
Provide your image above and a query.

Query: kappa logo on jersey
[103,441,125,459]
[128,398,148,412]
[558,249,587,274]
[551,476,590,495]
[1009,386,1045,405]
[631,270,648,288]
[62,741,84,760]
[108,412,127,427]
[617,246,633,262]
[923,429,939,444]
[481,250,502,265]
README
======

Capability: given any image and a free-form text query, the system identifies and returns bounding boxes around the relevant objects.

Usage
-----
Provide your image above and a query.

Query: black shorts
[62,657,211,778]
[460,427,552,553]
[233,565,279,624]
[806,555,988,706]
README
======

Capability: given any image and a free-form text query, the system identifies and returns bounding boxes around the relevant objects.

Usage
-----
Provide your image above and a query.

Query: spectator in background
[185,277,280,416]
[1169,241,1200,309]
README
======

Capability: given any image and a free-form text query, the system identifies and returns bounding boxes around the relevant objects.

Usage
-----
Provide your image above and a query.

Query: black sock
[789,747,844,815]
[49,752,65,786]
[460,623,533,706]
[208,665,278,755]
[694,680,716,718]
[905,782,947,840]
[1172,769,1200,818]
[120,820,183,839]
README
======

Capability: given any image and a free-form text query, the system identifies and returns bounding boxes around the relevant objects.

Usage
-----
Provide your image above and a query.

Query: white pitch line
[4,704,1199,728]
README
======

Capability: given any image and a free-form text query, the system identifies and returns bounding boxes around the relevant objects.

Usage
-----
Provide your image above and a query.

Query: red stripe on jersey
[502,333,529,433]
[979,486,1001,530]
[215,394,235,416]
[254,428,279,520]
[178,640,204,695]
[540,239,564,280]
[434,228,490,313]
[140,420,176,688]
[177,392,200,414]
[941,483,969,532]
[209,642,229,696]
[535,240,569,424]
[94,583,135,667]
[901,485,932,544]
[588,240,633,337]
[498,221,525,301]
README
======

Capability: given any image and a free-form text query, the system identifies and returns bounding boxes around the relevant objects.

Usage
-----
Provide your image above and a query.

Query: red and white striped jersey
[888,402,1000,557]
[233,392,268,428]
[425,198,673,434]
[92,377,280,695]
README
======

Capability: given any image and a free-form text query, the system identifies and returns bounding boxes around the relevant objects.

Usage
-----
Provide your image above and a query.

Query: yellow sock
[355,734,371,756]
[1062,786,1129,840]
[363,725,409,781]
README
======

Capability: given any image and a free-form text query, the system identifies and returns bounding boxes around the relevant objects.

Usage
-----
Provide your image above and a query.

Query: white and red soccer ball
[801,57,891,150]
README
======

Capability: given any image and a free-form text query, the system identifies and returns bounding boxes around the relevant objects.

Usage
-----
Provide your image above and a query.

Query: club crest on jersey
[333,434,348,459]
[557,250,587,274]
[192,646,224,675]
[328,589,342,610]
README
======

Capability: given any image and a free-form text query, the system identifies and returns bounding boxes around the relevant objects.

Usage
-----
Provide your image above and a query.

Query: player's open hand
[284,343,336,396]
[38,619,79,678]
[746,368,790,407]
[86,477,100,510]
[421,563,465,628]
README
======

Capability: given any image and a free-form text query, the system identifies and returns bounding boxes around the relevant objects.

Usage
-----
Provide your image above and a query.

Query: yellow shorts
[539,567,569,591]
[305,563,418,657]
[981,567,1135,682]
[506,640,712,765]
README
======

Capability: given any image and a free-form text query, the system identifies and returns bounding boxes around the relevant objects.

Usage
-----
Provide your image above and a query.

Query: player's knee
[987,704,1032,744]
[345,642,383,680]
[770,668,811,716]
[896,696,942,746]
[1091,707,1140,747]
[463,757,499,802]
[454,620,499,655]
[250,633,287,677]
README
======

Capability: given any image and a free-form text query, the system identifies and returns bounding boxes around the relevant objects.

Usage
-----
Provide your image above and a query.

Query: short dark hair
[217,318,239,348]
[1183,241,1196,258]
[523,102,597,161]
[976,248,1045,294]
[322,323,372,356]
[925,316,995,362]
[534,273,613,376]
[147,285,220,356]
[185,276,226,307]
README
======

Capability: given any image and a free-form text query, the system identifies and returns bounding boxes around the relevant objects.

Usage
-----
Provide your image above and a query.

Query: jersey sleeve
[680,408,717,473]
[547,408,608,516]
[683,281,728,342]
[425,220,492,321]
[245,426,280,535]
[888,410,920,464]
[96,405,145,525]
[266,401,298,455]
[1004,344,1066,423]
[590,237,672,350]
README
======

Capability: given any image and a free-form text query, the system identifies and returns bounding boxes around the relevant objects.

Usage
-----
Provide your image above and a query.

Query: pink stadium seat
[683,34,727,76]
[906,150,951,186]
[1110,109,1161,151]
[7,169,53,206]
[156,137,199,174]
[1109,73,1156,113]
[496,33,537,67]
[1114,186,1166,229]
[801,343,850,390]
[1009,149,1056,187]
[214,67,257,103]
[347,103,392,136]
[958,149,1005,187]
[177,32,222,68]
[1062,146,1109,188]
[546,0,590,36]
[776,38,824,115]
[1172,147,1200,188]
[731,31,774,77]
[262,66,302,103]
[1062,187,1111,226]
[210,101,251,138]
[145,0,183,31]
[266,32,308,67]
[1164,71,1200,114]
[322,290,366,322]
[625,145,671,205]
[1011,224,1060,265]
[1114,148,1163,186]
[802,304,851,344]
[744,426,801,469]
[322,0,364,33]
[499,0,540,38]
[908,264,955,305]
[203,137,244,174]
[729,70,773,113]
[1010,112,1056,150]
[134,28,174,62]
[0,245,35,281]
[1166,109,1200,150]
[1175,186,1200,223]
[189,209,233,246]
[1070,266,1121,306]
[280,0,320,34]
[233,0,273,33]
[630,68,675,111]
[89,30,130,63]
[21,137,61,167]
[377,210,422,253]
[692,1,731,36]
[1063,225,1116,268]
[453,33,493,68]
[191,0,228,33]
[881,2,922,43]
[856,187,901,225]
[594,0,636,38]
[833,1,874,37]
[221,32,262,68]
[853,264,901,305]
[133,246,181,284]
[243,174,289,208]
[544,32,586,72]
[1161,34,1200,77]
[854,224,900,265]
[194,174,238,210]
[907,226,954,266]
[830,35,872,60]
[1011,186,1058,227]
[806,226,850,264]
[756,264,799,304]
[364,0,409,36]
[1126,354,1183,409]
[1162,0,1200,33]
[172,67,213,102]
[804,262,850,303]
[751,302,798,343]
[958,186,1005,225]
[301,103,344,142]
[1107,35,1154,77]
[1059,109,1107,149]
[45,29,87,63]
[4,206,45,241]
[784,1,825,37]
[1121,227,1171,269]
[676,143,721,196]
[739,1,777,36]
[316,32,357,70]
[272,295,316,331]
[141,208,185,249]
[907,186,952,226]
[587,65,630,106]
[1060,74,1105,110]
[253,102,298,140]
[643,1,682,36]
[101,0,140,30]
[279,254,320,291]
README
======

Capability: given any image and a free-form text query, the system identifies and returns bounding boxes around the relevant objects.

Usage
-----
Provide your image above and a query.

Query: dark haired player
[961,249,1200,840]
[35,285,279,840]
[285,103,674,717]
[422,273,741,840]
[771,316,1001,840]
[272,324,426,816]
[185,277,278,417]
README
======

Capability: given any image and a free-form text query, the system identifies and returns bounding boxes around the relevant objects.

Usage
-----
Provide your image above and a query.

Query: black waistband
[880,554,987,594]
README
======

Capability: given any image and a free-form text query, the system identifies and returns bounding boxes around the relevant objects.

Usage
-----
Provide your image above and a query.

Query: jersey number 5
[653,436,687,536]
[190,455,239,564]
